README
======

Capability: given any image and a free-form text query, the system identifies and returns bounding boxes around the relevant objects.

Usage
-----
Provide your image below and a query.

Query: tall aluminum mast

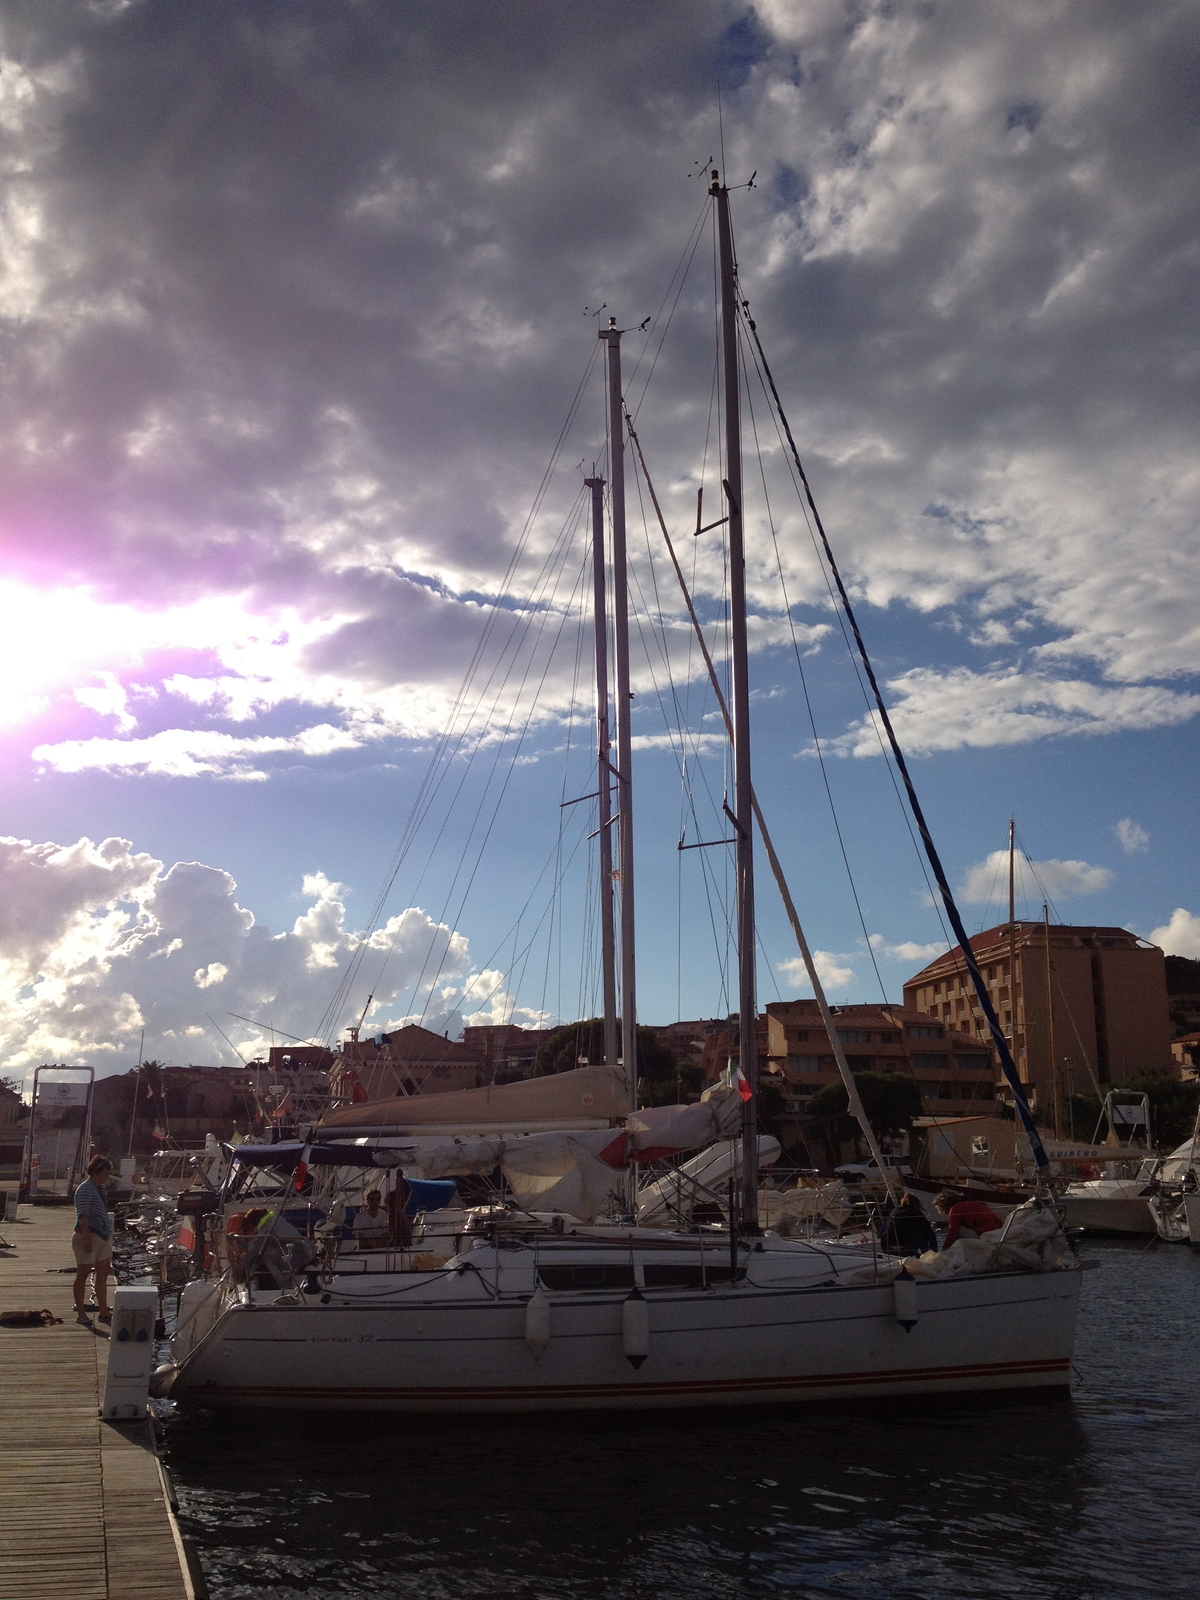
[585,474,619,1071]
[598,319,638,1111]
[711,170,759,1232]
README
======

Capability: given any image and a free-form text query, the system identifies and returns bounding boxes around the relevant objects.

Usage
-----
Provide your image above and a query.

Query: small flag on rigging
[722,1061,753,1102]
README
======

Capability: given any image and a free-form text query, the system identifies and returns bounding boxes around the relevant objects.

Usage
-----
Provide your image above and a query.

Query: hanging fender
[622,1285,650,1368]
[893,1266,918,1332]
[524,1284,551,1360]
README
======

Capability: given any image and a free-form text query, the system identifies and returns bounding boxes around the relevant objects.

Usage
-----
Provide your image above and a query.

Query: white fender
[172,1279,222,1362]
[622,1285,649,1368]
[892,1265,918,1332]
[524,1284,551,1359]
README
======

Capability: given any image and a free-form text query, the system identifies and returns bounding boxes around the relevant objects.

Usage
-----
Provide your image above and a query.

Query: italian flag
[724,1062,753,1102]
[293,1141,312,1193]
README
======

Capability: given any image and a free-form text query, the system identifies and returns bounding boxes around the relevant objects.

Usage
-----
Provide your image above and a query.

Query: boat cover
[1156,1136,1200,1181]
[373,1088,745,1221]
[318,1064,630,1133]
[227,1142,397,1168]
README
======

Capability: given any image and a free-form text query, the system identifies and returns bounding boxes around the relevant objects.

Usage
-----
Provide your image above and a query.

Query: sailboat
[157,173,1083,1412]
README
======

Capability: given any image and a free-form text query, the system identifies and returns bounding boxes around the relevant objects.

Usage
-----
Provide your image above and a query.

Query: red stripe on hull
[190,1356,1070,1406]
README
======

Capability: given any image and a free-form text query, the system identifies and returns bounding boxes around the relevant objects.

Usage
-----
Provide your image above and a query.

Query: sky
[1,0,1198,1084]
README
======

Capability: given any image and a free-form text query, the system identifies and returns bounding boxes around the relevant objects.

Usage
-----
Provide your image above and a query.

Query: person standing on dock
[73,1155,113,1325]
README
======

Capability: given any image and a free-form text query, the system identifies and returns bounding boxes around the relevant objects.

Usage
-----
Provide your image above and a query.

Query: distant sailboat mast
[711,169,760,1233]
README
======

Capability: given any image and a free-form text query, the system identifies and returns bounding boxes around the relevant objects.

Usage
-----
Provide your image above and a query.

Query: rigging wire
[738,308,953,955]
[313,345,602,1044]
[734,298,1047,1167]
[740,322,892,1006]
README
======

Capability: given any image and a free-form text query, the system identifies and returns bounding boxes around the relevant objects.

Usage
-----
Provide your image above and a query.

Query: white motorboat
[1058,1177,1156,1237]
[1146,1113,1200,1242]
[159,171,1083,1412]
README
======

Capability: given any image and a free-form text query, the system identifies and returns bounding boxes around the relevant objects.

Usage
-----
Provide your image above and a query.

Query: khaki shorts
[72,1232,112,1267]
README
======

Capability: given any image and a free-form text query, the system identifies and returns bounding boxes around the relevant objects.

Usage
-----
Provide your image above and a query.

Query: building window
[836,1030,871,1044]
[912,1053,944,1071]
[789,1055,823,1073]
[909,1025,941,1040]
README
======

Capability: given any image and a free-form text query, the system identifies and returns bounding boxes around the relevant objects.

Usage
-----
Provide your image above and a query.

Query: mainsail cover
[318,1064,630,1134]
[319,1079,745,1224]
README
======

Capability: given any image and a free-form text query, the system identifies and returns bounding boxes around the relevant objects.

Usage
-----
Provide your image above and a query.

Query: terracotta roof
[379,1024,482,1065]
[905,923,1151,983]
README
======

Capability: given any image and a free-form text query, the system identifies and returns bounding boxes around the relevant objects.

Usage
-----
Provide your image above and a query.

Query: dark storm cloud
[2,0,1198,776]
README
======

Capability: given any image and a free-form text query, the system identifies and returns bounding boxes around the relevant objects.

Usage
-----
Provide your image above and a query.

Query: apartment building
[903,923,1172,1108]
[461,1023,556,1083]
[762,1000,996,1117]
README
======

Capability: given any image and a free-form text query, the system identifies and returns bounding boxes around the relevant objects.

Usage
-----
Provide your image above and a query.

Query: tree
[806,1071,924,1163]
[1123,1072,1200,1149]
[1165,954,1200,996]
[532,1020,701,1106]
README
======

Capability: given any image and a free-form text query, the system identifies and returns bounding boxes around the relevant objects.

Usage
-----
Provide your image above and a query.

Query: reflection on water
[166,1241,1200,1599]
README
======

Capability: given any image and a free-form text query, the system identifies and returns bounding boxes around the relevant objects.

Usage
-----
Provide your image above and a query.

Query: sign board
[39,1080,90,1108]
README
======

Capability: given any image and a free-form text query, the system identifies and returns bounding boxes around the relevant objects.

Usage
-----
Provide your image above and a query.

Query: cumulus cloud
[959,850,1114,904]
[1150,908,1200,960]
[824,669,1200,758]
[1115,818,1150,855]
[0,834,541,1082]
[868,934,949,964]
[0,1,1195,781]
[778,950,855,995]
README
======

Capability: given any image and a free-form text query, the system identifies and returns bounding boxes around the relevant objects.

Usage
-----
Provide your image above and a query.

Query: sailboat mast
[1008,815,1018,1063]
[1043,901,1061,1138]
[599,320,638,1110]
[712,171,759,1232]
[586,475,619,1071]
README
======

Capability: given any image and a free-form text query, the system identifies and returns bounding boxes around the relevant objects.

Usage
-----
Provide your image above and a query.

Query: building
[692,1002,994,1150]
[88,1064,264,1153]
[651,1019,731,1069]
[1170,1033,1200,1079]
[461,1024,555,1084]
[698,1015,767,1086]
[762,1001,995,1118]
[342,1025,483,1100]
[903,922,1173,1110]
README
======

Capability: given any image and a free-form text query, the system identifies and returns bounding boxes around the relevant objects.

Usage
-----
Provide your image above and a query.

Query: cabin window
[537,1264,635,1292]
[642,1264,741,1288]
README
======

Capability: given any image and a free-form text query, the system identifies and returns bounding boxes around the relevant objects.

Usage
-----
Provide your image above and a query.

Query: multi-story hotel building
[725,1000,997,1119]
[903,923,1172,1109]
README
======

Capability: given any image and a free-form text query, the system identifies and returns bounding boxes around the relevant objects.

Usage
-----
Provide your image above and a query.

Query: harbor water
[164,1239,1200,1599]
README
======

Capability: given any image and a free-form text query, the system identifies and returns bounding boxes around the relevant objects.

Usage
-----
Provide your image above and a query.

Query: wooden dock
[0,1204,198,1600]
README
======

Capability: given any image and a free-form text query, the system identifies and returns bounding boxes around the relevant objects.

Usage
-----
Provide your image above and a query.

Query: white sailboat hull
[1057,1195,1155,1236]
[171,1246,1081,1413]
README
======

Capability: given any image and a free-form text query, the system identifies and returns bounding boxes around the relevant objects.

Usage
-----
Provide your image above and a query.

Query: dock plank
[0,1205,195,1600]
